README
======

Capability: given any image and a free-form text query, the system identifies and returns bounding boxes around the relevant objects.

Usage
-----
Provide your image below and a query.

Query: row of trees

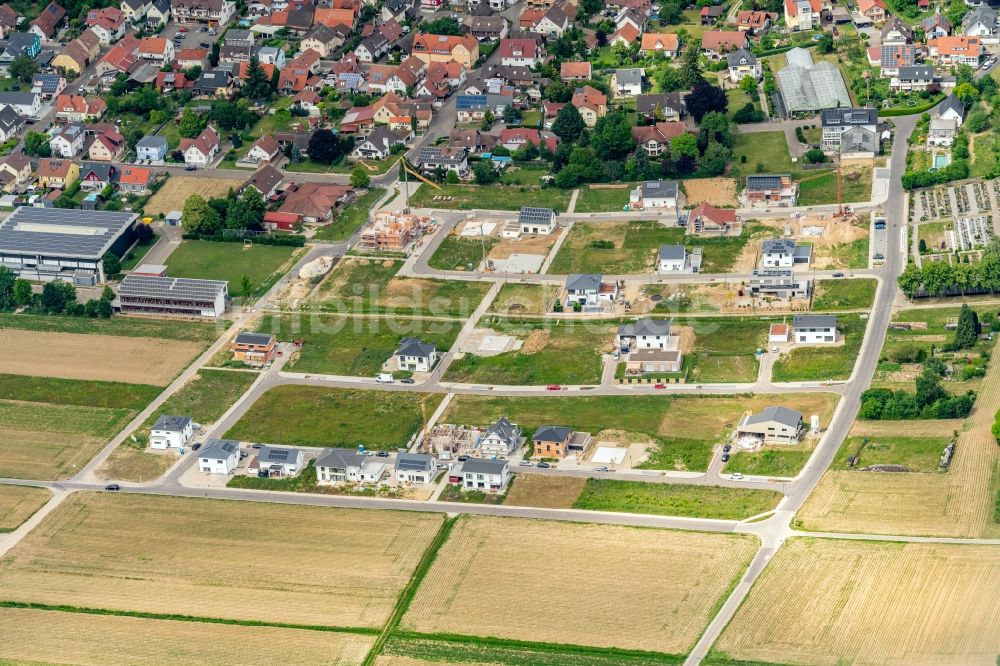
[181,188,267,236]
[897,240,1000,297]
[0,267,113,317]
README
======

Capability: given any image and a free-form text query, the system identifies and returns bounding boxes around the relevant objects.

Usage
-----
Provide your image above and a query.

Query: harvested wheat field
[716,538,1000,666]
[144,176,245,216]
[0,485,50,531]
[0,493,444,628]
[798,354,1000,538]
[503,474,586,508]
[402,516,757,653]
[0,329,203,386]
[848,419,963,439]
[0,607,373,666]
[682,178,738,207]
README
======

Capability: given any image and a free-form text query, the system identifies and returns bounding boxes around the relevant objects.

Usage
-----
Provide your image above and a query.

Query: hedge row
[181,233,306,247]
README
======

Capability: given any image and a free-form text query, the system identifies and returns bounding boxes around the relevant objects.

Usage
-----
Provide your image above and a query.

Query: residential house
[498,37,544,66]
[395,453,437,485]
[479,417,524,458]
[139,36,174,63]
[565,273,617,306]
[531,425,590,459]
[469,15,508,41]
[86,6,126,44]
[760,238,811,268]
[52,40,89,76]
[449,128,496,153]
[49,122,85,157]
[2,32,41,64]
[54,94,105,122]
[688,201,739,235]
[880,44,917,76]
[727,47,760,83]
[180,125,220,166]
[313,6,353,30]
[252,446,303,477]
[737,406,804,444]
[0,4,16,37]
[962,4,995,38]
[609,22,639,48]
[701,4,724,24]
[939,93,965,122]
[857,0,886,22]
[418,61,466,99]
[300,24,341,57]
[121,0,152,21]
[0,105,22,143]
[610,67,642,98]
[276,49,320,92]
[631,121,688,156]
[29,2,65,41]
[155,70,191,93]
[498,127,558,152]
[411,33,479,68]
[278,181,352,223]
[701,30,747,58]
[745,174,797,207]
[639,32,679,57]
[881,15,913,44]
[749,268,811,299]
[793,314,837,344]
[928,116,961,146]
[135,135,168,162]
[455,93,513,122]
[88,127,127,161]
[519,205,556,234]
[355,32,390,62]
[922,12,952,38]
[76,27,101,59]
[928,35,982,66]
[244,135,280,165]
[658,245,692,272]
[242,163,283,198]
[350,125,410,160]
[198,438,240,474]
[149,415,193,450]
[193,69,233,97]
[0,153,33,192]
[893,65,935,92]
[171,0,236,25]
[820,107,878,157]
[119,166,154,194]
[570,84,606,126]
[636,92,686,121]
[146,0,170,26]
[78,162,117,192]
[315,448,387,486]
[394,337,439,372]
[535,4,569,36]
[784,0,820,31]
[96,35,139,77]
[617,318,674,349]
[629,179,679,212]
[560,60,591,80]
[735,9,774,34]
[459,458,510,492]
[616,8,646,34]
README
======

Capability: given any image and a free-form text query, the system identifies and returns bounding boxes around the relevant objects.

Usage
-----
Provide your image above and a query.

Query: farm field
[380,637,683,666]
[402,516,757,654]
[489,282,560,315]
[0,485,50,532]
[811,278,877,311]
[444,393,838,473]
[715,538,1000,665]
[165,240,300,298]
[573,479,782,520]
[0,328,203,386]
[409,182,572,212]
[798,353,1000,538]
[227,385,444,449]
[0,312,221,342]
[502,474,586,508]
[444,317,609,386]
[0,607,374,666]
[144,176,245,216]
[0,373,160,410]
[261,313,462,376]
[0,493,444,628]
[771,314,867,382]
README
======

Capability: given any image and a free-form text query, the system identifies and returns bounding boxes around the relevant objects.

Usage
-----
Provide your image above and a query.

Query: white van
[376,373,394,384]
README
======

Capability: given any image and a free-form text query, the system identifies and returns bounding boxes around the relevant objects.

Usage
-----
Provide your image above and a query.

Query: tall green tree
[678,39,703,90]
[955,303,980,349]
[350,165,371,188]
[0,265,14,310]
[590,111,634,160]
[9,55,37,84]
[12,279,32,307]
[227,188,265,231]
[243,56,273,101]
[182,195,222,235]
[551,104,585,143]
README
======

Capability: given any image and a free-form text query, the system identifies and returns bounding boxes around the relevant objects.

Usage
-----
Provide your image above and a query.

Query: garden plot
[401,515,757,654]
[716,538,1000,666]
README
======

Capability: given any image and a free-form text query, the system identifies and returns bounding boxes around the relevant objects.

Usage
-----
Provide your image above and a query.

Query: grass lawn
[0,313,220,343]
[918,221,949,254]
[821,237,871,269]
[499,165,548,186]
[445,317,609,386]
[811,278,877,311]
[0,374,160,411]
[802,127,822,144]
[520,110,542,126]
[226,385,444,449]
[833,434,950,472]
[409,182,572,212]
[726,88,760,120]
[798,165,873,206]
[489,283,560,315]
[428,234,496,271]
[548,220,683,274]
[573,479,782,520]
[262,312,461,376]
[687,316,769,384]
[164,240,299,298]
[772,314,867,382]
[730,131,792,178]
[311,187,386,242]
[972,133,996,178]
[574,186,632,213]
[156,122,182,150]
[724,447,813,477]
[120,237,157,272]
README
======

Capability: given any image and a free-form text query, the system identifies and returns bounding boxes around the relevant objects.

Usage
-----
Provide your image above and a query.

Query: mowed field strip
[144,176,246,216]
[0,607,373,666]
[798,352,1000,538]
[0,329,204,385]
[0,494,444,628]
[401,516,757,654]
[716,538,1000,665]
[0,485,50,532]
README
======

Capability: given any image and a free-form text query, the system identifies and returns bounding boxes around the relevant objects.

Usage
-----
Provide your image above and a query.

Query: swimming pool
[933,153,951,169]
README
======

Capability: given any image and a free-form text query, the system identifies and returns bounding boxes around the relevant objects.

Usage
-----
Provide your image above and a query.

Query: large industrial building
[0,207,138,284]
[118,274,230,318]
[776,47,851,114]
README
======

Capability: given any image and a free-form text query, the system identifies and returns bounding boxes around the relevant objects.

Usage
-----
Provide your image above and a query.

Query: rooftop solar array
[777,59,850,112]
[0,208,137,259]
[518,206,554,225]
[119,274,228,301]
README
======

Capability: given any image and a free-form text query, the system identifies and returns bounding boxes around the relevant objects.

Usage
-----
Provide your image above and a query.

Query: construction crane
[834,162,849,218]
[399,158,440,213]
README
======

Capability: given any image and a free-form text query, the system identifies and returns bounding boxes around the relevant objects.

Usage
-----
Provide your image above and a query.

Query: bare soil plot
[489,283,560,315]
[503,474,586,508]
[0,493,444,628]
[402,515,758,653]
[0,485,50,532]
[0,329,203,386]
[0,607,373,666]
[144,176,245,216]
[489,229,559,260]
[716,538,1000,666]
[682,178,738,207]
[849,419,964,438]
[798,352,1000,538]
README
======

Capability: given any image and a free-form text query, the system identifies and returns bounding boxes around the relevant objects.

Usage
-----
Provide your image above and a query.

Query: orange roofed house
[411,33,479,68]
[640,32,679,57]
[927,36,983,66]
[784,0,829,31]
[279,181,352,224]
[701,30,748,58]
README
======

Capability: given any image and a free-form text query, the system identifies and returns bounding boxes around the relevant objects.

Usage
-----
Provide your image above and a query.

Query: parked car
[400,378,415,384]
[519,460,533,467]
[595,466,610,472]
[654,383,666,389]
[192,442,202,451]
[375,451,390,458]
[185,165,197,171]
[536,461,551,468]
[721,453,730,462]
[199,41,210,48]
[546,384,561,391]
[723,444,731,453]
[771,346,778,353]
[457,455,470,461]
[104,483,120,491]
[730,472,744,480]
[832,272,845,278]
[251,443,262,449]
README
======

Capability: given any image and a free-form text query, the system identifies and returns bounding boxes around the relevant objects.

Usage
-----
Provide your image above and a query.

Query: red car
[654,383,666,389]
[546,384,561,391]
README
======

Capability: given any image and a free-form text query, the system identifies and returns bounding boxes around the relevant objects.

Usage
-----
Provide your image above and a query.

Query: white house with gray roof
[479,416,524,458]
[518,206,556,234]
[315,448,387,485]
[610,67,643,98]
[793,314,837,344]
[565,273,616,307]
[149,414,193,449]
[255,446,304,476]
[761,238,812,268]
[393,337,439,372]
[459,458,510,492]
[658,244,686,272]
[630,180,678,214]
[737,406,804,444]
[199,439,240,474]
[395,452,437,485]
[617,318,674,350]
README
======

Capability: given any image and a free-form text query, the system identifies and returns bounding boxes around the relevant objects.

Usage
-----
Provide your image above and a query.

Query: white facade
[199,439,239,474]
[149,416,193,449]
[183,144,218,167]
[461,460,510,492]
[794,315,837,344]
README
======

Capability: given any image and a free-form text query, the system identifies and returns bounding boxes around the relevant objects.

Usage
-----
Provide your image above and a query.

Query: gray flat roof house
[566,273,601,293]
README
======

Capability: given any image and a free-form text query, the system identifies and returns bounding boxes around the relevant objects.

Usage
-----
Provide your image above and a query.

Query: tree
[290,143,303,163]
[243,56,272,101]
[551,104,585,143]
[804,148,828,164]
[178,108,205,139]
[481,109,495,130]
[953,81,978,106]
[698,111,733,148]
[350,165,371,188]
[182,195,222,235]
[308,129,343,164]
[590,111,634,160]
[0,265,14,310]
[473,159,498,185]
[240,274,253,297]
[12,279,32,307]
[9,55,37,85]
[918,237,928,253]
[23,131,50,157]
[422,16,463,34]
[817,33,834,54]
[96,298,113,318]
[678,39,703,91]
[955,303,980,349]
[739,75,757,94]
[696,140,731,177]
[670,132,699,159]
[227,188,265,231]
[685,80,728,122]
[915,369,948,408]
[102,252,121,277]
[502,105,521,125]
[732,103,764,124]
[41,280,75,314]
[101,285,115,302]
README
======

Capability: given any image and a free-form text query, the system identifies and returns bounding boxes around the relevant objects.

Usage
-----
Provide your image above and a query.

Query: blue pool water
[933,153,951,169]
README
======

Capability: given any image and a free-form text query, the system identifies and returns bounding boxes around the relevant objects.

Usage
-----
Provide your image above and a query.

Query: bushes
[993,408,1000,444]
[181,233,305,247]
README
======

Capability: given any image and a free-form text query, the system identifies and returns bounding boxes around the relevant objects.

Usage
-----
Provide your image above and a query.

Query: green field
[226,385,443,449]
[798,165,873,206]
[262,313,462,376]
[811,278,877,311]
[573,479,782,520]
[971,133,997,178]
[0,312,220,342]
[772,314,867,382]
[163,241,299,298]
[0,374,160,410]
[548,221,681,274]
[444,317,607,386]
[428,235,497,271]
[820,237,871,269]
[730,132,792,178]
[574,186,632,213]
[312,187,386,242]
[382,636,684,666]
[143,369,256,429]
[724,448,813,477]
[687,316,769,384]
[833,434,950,472]
[409,182,573,212]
